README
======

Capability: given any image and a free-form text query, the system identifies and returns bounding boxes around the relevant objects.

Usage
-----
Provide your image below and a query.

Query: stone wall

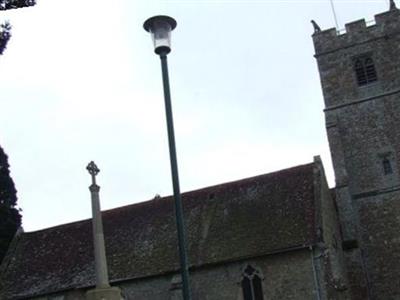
[30,250,320,300]
[314,157,350,300]
[116,250,319,300]
[356,191,400,299]
[325,95,400,195]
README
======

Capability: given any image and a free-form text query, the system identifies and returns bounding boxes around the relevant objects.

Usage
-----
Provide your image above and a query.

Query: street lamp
[143,15,192,300]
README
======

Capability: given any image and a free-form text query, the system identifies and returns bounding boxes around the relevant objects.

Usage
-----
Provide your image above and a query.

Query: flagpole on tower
[330,0,340,31]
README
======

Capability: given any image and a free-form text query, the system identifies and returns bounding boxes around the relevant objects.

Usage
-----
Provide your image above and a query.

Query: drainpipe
[310,246,322,300]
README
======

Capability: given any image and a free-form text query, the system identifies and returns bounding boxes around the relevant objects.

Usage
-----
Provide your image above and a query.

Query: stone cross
[86,161,110,289]
[85,162,122,300]
[87,161,100,185]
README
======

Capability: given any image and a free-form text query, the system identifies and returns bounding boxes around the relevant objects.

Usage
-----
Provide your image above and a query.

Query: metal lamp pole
[143,15,192,300]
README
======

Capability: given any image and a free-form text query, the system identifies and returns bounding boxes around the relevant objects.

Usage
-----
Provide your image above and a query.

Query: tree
[0,0,35,262]
[0,145,21,263]
[0,0,35,55]
[0,21,11,55]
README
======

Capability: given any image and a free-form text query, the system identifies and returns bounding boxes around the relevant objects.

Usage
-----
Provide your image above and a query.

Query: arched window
[241,265,264,300]
[354,56,377,86]
[383,157,393,175]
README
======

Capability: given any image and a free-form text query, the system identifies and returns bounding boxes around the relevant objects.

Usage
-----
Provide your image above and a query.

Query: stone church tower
[313,4,400,300]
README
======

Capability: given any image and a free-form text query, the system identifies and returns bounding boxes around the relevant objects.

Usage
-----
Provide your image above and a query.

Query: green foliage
[0,145,21,263]
[0,21,11,56]
[0,0,36,55]
[0,0,36,11]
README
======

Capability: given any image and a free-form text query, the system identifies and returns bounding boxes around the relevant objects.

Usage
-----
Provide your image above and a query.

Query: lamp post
[143,15,192,300]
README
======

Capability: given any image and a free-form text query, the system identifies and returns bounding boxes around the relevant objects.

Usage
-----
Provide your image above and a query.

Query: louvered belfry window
[354,56,378,86]
[241,265,264,300]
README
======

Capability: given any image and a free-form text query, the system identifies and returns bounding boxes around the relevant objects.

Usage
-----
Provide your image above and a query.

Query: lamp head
[143,15,177,55]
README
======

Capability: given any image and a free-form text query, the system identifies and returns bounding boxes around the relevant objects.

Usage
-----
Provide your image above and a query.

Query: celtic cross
[87,161,100,185]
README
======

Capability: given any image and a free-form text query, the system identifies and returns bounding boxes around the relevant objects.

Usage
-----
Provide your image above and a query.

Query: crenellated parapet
[313,9,400,55]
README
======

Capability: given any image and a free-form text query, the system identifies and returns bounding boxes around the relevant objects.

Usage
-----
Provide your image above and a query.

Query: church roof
[0,162,318,299]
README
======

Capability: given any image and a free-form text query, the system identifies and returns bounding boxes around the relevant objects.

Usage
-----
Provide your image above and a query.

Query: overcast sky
[0,0,390,231]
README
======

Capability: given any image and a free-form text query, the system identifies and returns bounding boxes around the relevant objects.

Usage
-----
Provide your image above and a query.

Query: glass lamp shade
[143,15,177,55]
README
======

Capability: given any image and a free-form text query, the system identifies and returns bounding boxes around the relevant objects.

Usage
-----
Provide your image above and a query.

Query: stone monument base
[86,286,122,300]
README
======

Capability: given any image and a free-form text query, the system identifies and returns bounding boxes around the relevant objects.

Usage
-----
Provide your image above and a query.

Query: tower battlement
[313,9,400,55]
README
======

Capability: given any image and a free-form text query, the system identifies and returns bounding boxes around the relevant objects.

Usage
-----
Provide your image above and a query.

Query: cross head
[87,161,100,185]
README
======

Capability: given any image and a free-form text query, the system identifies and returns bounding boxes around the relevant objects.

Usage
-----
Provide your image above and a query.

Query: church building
[1,3,400,300]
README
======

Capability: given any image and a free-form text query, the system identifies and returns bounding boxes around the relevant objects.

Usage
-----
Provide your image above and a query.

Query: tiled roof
[0,163,317,299]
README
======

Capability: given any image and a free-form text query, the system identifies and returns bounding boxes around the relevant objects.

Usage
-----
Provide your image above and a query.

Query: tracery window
[241,265,264,300]
[354,55,378,86]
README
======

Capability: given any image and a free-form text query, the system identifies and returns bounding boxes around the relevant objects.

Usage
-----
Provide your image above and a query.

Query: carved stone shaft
[89,183,110,289]
[85,161,122,300]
